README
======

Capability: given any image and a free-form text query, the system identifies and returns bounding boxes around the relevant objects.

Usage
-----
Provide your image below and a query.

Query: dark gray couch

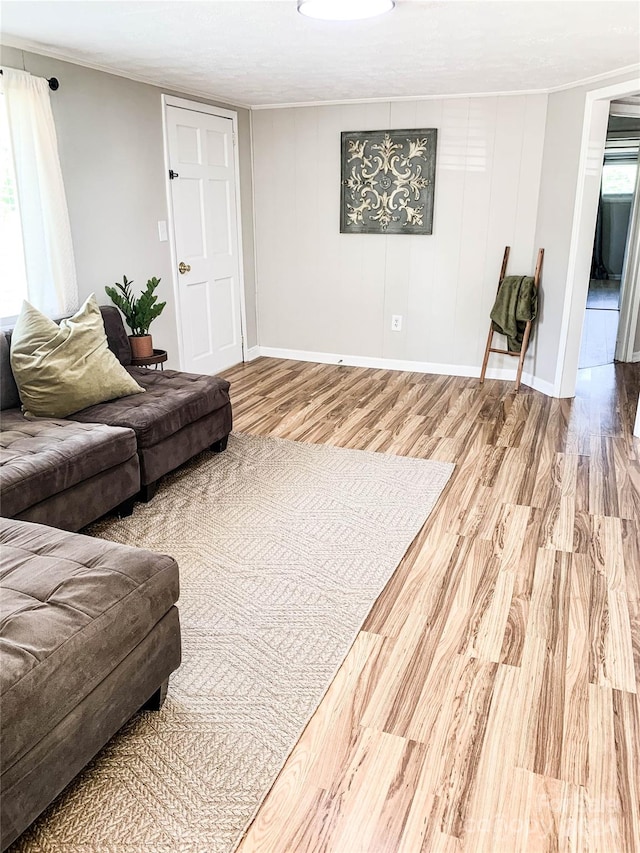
[0,517,181,852]
[0,307,234,848]
[83,307,232,502]
[0,333,140,531]
[0,306,232,527]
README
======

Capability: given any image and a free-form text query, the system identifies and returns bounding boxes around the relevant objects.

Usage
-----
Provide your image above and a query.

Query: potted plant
[105,275,166,358]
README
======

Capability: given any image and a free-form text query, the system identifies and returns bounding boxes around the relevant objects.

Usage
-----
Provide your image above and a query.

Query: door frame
[161,94,247,371]
[554,78,640,397]
[614,142,640,363]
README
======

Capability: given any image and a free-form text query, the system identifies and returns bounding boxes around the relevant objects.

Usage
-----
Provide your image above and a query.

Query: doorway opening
[579,104,640,370]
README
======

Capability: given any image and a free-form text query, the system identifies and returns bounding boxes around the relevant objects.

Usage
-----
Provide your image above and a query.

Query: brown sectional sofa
[0,306,234,850]
[84,307,232,501]
[0,332,140,531]
[0,518,181,851]
[0,305,232,525]
[0,410,140,531]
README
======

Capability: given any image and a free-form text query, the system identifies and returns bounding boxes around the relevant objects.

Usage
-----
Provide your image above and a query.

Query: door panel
[175,178,205,258]
[212,277,236,350]
[183,281,212,359]
[208,180,231,254]
[207,130,228,167]
[176,124,201,164]
[167,105,243,374]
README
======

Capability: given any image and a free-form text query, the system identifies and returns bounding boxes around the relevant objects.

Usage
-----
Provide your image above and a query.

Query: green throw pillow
[10,294,145,418]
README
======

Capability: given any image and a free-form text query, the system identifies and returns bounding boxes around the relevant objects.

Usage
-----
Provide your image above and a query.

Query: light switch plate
[158,220,168,242]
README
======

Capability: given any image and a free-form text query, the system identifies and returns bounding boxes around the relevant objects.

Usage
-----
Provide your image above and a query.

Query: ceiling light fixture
[297,0,395,21]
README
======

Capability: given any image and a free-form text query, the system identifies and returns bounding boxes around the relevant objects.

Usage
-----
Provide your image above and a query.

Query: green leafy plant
[105,275,166,336]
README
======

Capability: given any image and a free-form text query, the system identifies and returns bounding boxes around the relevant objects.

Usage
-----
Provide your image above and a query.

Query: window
[0,68,77,320]
[601,161,638,196]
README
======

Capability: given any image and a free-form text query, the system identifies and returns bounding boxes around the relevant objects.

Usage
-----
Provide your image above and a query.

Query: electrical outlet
[391,315,402,332]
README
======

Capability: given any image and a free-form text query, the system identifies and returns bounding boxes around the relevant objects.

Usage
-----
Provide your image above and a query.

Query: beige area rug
[14,433,453,853]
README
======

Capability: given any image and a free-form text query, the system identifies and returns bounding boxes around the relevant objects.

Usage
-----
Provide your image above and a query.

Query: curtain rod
[0,70,60,90]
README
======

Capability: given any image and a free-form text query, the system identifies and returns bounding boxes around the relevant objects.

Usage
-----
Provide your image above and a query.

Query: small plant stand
[131,349,168,371]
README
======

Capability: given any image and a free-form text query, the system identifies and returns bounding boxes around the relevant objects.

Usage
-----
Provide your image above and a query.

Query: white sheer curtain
[1,67,77,317]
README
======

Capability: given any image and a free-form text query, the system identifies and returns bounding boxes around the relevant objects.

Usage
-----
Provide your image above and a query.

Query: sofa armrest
[99,306,132,365]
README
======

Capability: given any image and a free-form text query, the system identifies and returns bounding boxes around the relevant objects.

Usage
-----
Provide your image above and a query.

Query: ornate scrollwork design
[340,129,437,235]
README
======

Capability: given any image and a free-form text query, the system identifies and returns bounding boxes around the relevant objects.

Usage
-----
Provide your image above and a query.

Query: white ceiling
[1,0,639,107]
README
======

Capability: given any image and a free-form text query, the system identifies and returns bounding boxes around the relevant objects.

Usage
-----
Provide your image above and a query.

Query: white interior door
[166,104,243,374]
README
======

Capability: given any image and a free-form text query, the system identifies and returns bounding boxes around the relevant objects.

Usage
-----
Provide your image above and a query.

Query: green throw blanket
[490,275,537,353]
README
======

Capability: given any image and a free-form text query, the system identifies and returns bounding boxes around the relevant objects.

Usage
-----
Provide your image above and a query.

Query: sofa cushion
[0,334,21,411]
[10,296,144,418]
[70,367,231,449]
[0,412,138,518]
[0,518,180,774]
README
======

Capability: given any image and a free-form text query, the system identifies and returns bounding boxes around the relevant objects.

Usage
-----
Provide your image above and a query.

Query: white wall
[0,45,258,363]
[532,88,609,391]
[252,95,548,380]
[532,70,640,394]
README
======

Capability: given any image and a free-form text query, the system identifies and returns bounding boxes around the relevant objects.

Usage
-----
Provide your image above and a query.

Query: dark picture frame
[340,128,437,235]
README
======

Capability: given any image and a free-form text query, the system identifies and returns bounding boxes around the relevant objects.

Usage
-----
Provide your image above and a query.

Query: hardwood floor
[579,309,619,369]
[221,357,640,853]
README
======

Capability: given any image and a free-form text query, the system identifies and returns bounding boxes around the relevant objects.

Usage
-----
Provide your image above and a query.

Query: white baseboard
[244,345,261,362]
[632,350,640,363]
[528,375,557,396]
[251,346,557,397]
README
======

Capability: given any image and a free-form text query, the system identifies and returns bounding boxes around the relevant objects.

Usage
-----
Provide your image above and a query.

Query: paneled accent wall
[252,95,548,377]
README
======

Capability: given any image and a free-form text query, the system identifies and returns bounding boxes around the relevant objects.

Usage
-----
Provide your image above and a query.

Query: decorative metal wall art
[340,128,437,235]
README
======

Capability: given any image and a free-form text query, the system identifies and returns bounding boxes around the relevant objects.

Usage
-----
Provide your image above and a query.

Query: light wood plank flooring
[578,310,620,369]
[220,357,640,853]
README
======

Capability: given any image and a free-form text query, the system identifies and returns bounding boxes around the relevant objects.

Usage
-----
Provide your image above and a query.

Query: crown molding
[545,63,640,95]
[249,88,547,110]
[2,34,638,112]
[250,64,640,110]
[0,35,253,110]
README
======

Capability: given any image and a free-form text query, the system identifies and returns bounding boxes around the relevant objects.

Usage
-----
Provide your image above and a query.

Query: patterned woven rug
[13,433,453,853]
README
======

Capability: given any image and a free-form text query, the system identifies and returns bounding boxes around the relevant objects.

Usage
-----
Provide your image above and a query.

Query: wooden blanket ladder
[479,246,544,392]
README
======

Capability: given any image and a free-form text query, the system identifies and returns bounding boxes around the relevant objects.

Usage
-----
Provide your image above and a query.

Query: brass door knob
[178,261,191,275]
